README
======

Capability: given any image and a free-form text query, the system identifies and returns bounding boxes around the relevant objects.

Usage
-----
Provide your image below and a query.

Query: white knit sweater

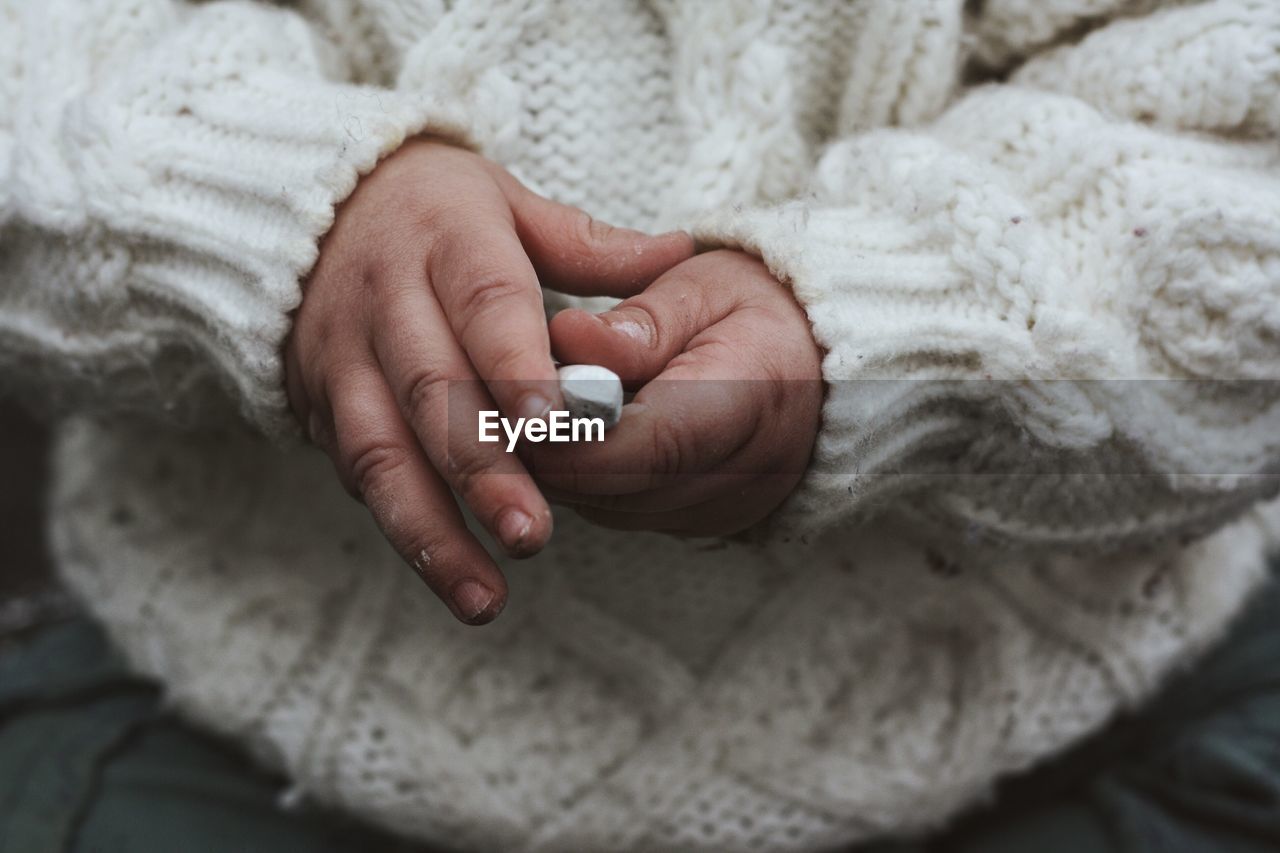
[5,1,1280,850]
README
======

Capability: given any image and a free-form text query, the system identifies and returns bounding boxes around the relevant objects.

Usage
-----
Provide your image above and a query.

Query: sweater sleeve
[0,0,477,436]
[694,0,1280,552]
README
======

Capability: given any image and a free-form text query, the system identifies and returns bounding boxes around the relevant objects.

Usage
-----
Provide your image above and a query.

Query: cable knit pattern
[6,1,1280,851]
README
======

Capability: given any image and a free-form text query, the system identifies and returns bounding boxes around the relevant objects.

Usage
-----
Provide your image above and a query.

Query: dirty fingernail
[498,508,534,553]
[601,311,653,347]
[450,579,496,623]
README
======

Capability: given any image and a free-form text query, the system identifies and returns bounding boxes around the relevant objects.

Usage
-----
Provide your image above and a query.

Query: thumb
[503,181,694,298]
[549,253,742,385]
[549,306,657,387]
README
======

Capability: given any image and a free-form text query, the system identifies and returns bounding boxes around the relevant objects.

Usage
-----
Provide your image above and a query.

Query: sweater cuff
[694,202,1005,537]
[694,199,1280,546]
[692,200,1122,542]
[88,72,478,437]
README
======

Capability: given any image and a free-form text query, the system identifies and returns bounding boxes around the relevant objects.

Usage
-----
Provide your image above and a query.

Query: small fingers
[374,284,554,558]
[431,212,561,423]
[325,363,508,624]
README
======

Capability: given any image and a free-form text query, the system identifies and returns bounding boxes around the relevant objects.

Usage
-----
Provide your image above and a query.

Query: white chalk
[557,364,623,430]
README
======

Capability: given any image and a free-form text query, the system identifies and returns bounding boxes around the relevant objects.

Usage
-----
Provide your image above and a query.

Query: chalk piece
[557,364,623,430]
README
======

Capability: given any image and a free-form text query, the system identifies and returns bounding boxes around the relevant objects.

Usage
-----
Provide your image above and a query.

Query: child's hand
[528,250,824,535]
[285,139,692,623]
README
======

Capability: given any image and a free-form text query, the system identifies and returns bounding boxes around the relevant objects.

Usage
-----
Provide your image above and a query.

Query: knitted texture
[1,0,481,435]
[5,0,1280,850]
[48,422,1280,851]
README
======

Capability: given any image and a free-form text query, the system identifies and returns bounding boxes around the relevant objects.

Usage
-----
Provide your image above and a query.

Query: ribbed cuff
[692,201,1128,541]
[694,200,1280,546]
[695,202,1009,535]
[90,70,478,438]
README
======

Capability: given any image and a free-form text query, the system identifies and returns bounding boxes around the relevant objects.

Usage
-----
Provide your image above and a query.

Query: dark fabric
[870,568,1280,853]
[2,569,1279,852]
[0,619,428,853]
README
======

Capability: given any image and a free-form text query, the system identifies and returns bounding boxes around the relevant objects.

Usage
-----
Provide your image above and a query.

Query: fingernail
[518,394,552,422]
[450,579,495,623]
[601,312,653,347]
[498,508,533,553]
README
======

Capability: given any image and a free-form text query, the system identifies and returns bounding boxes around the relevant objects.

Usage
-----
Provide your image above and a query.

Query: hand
[526,250,824,535]
[285,139,693,623]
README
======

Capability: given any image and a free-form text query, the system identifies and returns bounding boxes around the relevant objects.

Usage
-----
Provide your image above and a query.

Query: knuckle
[565,208,619,256]
[411,196,471,239]
[568,211,594,249]
[650,422,685,480]
[448,448,497,508]
[485,344,534,383]
[402,363,453,423]
[455,273,530,328]
[575,210,615,246]
[346,442,411,503]
[358,251,394,291]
